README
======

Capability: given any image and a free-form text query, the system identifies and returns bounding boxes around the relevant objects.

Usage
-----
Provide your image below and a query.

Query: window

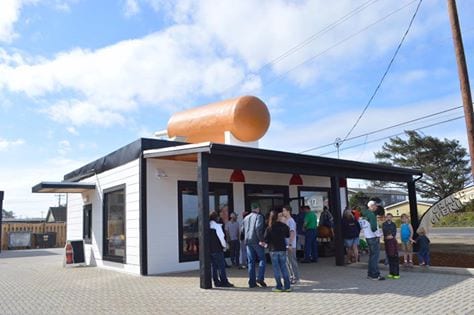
[298,187,331,218]
[103,185,126,263]
[244,184,289,217]
[178,181,233,262]
[83,204,92,244]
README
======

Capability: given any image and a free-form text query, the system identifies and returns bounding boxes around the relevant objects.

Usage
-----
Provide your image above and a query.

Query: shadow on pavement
[0,248,62,259]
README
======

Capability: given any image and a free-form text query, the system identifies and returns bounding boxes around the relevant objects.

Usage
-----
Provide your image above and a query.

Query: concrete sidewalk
[1,249,473,314]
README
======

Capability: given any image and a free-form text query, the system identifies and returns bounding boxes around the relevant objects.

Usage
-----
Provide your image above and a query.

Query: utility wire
[299,105,463,153]
[339,0,423,146]
[319,115,463,156]
[219,0,382,94]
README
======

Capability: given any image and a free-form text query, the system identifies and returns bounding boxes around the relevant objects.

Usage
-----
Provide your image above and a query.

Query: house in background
[46,206,67,223]
[385,200,433,219]
[348,187,408,207]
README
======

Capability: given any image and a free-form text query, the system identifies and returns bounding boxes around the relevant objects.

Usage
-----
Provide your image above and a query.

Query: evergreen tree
[374,130,470,200]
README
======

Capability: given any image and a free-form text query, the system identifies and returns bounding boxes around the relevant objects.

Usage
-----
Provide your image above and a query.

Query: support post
[447,0,474,178]
[330,177,345,266]
[197,153,211,289]
[407,180,419,231]
[0,191,3,253]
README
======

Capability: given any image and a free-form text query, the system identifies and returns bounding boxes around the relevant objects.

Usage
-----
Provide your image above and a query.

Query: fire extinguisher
[65,243,73,264]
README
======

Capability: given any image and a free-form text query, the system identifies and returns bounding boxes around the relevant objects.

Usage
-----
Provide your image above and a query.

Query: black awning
[32,182,96,193]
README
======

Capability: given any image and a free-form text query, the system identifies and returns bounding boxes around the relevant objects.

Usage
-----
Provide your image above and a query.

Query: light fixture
[289,174,303,186]
[229,169,245,182]
[155,168,168,179]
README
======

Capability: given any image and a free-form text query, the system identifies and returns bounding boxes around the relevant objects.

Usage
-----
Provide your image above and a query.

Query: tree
[374,130,471,200]
[349,192,370,210]
[2,209,15,219]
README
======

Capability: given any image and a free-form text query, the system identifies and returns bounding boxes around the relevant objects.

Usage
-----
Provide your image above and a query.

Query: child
[415,227,431,266]
[400,214,414,267]
[382,213,399,279]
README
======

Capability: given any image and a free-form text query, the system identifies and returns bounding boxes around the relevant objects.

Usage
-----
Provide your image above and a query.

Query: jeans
[210,252,228,286]
[246,243,266,287]
[286,248,300,281]
[240,240,247,266]
[229,240,240,266]
[366,237,380,278]
[304,228,318,262]
[387,255,399,276]
[270,251,291,290]
[417,249,430,265]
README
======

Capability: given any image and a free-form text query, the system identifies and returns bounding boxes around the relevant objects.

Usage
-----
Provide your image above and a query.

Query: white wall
[67,159,141,275]
[146,159,330,275]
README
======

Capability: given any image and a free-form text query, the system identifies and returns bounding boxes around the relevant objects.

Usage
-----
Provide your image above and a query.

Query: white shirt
[359,218,381,239]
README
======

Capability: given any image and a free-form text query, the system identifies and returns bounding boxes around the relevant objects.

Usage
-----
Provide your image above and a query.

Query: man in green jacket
[361,200,384,280]
[301,206,318,263]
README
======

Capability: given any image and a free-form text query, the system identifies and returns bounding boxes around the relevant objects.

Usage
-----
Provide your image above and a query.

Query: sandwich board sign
[63,240,86,267]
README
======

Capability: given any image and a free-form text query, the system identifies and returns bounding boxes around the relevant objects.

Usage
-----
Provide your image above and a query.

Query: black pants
[388,255,399,276]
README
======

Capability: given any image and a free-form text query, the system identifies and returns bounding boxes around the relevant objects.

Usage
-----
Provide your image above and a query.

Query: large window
[103,185,126,263]
[244,184,289,217]
[298,186,330,218]
[178,181,233,262]
[83,204,92,244]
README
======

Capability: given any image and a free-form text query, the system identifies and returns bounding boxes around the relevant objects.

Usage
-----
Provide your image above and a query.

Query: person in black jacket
[342,209,361,264]
[264,210,291,292]
[209,211,234,288]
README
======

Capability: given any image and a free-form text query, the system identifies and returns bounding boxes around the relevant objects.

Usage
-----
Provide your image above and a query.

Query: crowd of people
[209,198,430,290]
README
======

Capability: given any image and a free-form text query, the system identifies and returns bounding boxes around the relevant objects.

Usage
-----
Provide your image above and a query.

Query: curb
[346,261,474,277]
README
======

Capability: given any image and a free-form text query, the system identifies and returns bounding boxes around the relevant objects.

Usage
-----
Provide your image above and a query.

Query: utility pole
[447,0,474,178]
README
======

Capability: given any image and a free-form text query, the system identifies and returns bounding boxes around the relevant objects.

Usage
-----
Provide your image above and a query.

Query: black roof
[64,138,422,183]
[46,206,67,222]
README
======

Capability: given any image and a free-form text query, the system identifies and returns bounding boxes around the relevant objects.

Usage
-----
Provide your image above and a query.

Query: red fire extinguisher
[65,243,73,264]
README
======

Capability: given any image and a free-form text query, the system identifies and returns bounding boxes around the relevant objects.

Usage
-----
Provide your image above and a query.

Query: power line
[319,115,464,156]
[299,105,463,153]
[340,0,423,146]
[263,0,418,88]
[219,0,384,94]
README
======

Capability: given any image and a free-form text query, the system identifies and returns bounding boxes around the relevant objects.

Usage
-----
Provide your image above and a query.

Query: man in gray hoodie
[241,202,267,288]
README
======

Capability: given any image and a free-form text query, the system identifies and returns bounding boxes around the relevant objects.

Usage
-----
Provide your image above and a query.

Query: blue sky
[1,0,473,218]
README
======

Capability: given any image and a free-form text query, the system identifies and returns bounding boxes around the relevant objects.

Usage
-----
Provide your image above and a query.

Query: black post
[0,191,4,253]
[407,180,419,231]
[330,177,345,266]
[197,153,211,289]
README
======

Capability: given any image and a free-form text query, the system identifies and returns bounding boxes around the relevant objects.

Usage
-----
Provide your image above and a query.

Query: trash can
[34,232,57,248]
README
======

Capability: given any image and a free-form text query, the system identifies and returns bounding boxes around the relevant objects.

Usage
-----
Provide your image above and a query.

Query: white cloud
[0,0,24,43]
[0,137,25,151]
[66,126,78,135]
[124,0,140,17]
[57,139,71,156]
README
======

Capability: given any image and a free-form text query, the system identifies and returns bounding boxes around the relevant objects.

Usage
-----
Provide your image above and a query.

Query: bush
[433,212,474,227]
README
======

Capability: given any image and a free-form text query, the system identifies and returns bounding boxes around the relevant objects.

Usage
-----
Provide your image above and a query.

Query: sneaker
[272,288,283,293]
[386,274,394,279]
[283,288,292,292]
[217,282,234,287]
[256,280,267,288]
[368,276,385,281]
[290,279,299,285]
[392,275,400,279]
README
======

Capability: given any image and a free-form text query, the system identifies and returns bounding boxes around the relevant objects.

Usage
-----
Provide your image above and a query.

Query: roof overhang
[32,182,96,193]
[143,142,211,162]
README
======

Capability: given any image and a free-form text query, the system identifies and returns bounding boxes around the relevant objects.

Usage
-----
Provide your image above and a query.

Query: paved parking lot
[1,249,473,315]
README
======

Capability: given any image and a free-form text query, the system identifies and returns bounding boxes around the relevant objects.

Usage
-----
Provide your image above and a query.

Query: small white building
[32,96,422,288]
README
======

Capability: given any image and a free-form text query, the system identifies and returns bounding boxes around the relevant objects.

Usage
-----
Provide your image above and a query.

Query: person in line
[218,205,231,268]
[264,211,291,292]
[238,210,249,269]
[319,205,335,238]
[209,211,234,287]
[415,227,431,266]
[241,202,267,288]
[342,209,361,264]
[360,200,385,280]
[301,205,318,263]
[400,213,414,267]
[296,206,306,251]
[382,213,400,279]
[282,205,300,284]
[225,212,240,267]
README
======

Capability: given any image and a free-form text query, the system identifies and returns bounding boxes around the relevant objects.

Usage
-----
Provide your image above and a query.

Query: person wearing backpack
[342,209,361,264]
